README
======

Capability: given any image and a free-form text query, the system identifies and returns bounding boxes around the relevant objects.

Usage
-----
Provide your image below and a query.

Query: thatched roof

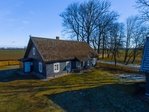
[30,36,98,62]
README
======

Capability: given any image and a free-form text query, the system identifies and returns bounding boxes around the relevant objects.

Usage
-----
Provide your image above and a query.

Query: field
[0,67,148,112]
[0,49,25,61]
[100,50,142,65]
[0,49,25,67]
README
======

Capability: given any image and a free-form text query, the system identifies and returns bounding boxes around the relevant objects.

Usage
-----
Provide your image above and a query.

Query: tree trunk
[102,35,105,59]
[124,48,129,64]
[131,48,137,64]
[125,51,133,65]
[114,50,117,66]
[87,36,90,45]
[97,34,101,54]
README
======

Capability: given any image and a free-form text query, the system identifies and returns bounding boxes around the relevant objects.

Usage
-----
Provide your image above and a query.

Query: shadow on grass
[0,69,38,82]
[48,84,148,112]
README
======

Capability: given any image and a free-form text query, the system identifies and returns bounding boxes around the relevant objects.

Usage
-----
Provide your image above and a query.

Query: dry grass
[0,68,148,112]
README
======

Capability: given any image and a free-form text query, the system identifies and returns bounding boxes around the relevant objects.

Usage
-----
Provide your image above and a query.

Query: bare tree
[136,0,149,22]
[124,16,148,64]
[60,3,82,41]
[108,22,125,66]
[99,11,118,58]
[124,16,138,64]
[60,0,118,47]
[131,26,147,63]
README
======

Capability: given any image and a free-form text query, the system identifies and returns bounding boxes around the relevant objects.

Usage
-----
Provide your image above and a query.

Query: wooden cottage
[141,37,149,96]
[21,36,98,79]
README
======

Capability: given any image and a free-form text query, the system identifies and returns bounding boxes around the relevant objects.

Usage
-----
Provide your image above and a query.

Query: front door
[24,62,31,73]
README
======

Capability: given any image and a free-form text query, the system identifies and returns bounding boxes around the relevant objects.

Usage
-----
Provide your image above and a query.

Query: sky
[0,0,138,48]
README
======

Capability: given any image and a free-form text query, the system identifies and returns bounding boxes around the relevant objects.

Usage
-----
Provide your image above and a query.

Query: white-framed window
[39,62,42,73]
[33,47,36,55]
[54,63,60,73]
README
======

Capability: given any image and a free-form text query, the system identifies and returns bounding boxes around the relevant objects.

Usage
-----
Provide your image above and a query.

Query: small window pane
[39,62,42,73]
[54,63,60,73]
[33,47,36,55]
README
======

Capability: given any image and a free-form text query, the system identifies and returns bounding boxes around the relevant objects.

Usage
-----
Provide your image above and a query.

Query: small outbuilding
[141,37,149,96]
[20,36,98,79]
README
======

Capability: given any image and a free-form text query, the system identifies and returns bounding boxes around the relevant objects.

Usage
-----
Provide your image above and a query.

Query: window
[33,47,36,55]
[66,61,71,72]
[54,63,60,73]
[83,61,85,67]
[39,62,42,73]
[76,61,81,68]
[92,58,97,66]
[87,60,90,66]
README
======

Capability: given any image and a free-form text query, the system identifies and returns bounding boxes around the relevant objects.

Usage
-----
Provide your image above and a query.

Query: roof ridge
[30,36,86,43]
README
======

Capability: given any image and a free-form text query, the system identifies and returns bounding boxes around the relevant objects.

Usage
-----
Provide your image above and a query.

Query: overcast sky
[0,0,138,48]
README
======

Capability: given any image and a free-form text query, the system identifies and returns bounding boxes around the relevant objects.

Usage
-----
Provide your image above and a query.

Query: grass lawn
[0,68,148,112]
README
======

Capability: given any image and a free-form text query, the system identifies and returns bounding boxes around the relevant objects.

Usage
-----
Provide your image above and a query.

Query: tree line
[60,0,149,65]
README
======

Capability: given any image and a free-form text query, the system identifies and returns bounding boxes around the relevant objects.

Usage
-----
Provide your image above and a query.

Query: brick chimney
[56,36,59,40]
